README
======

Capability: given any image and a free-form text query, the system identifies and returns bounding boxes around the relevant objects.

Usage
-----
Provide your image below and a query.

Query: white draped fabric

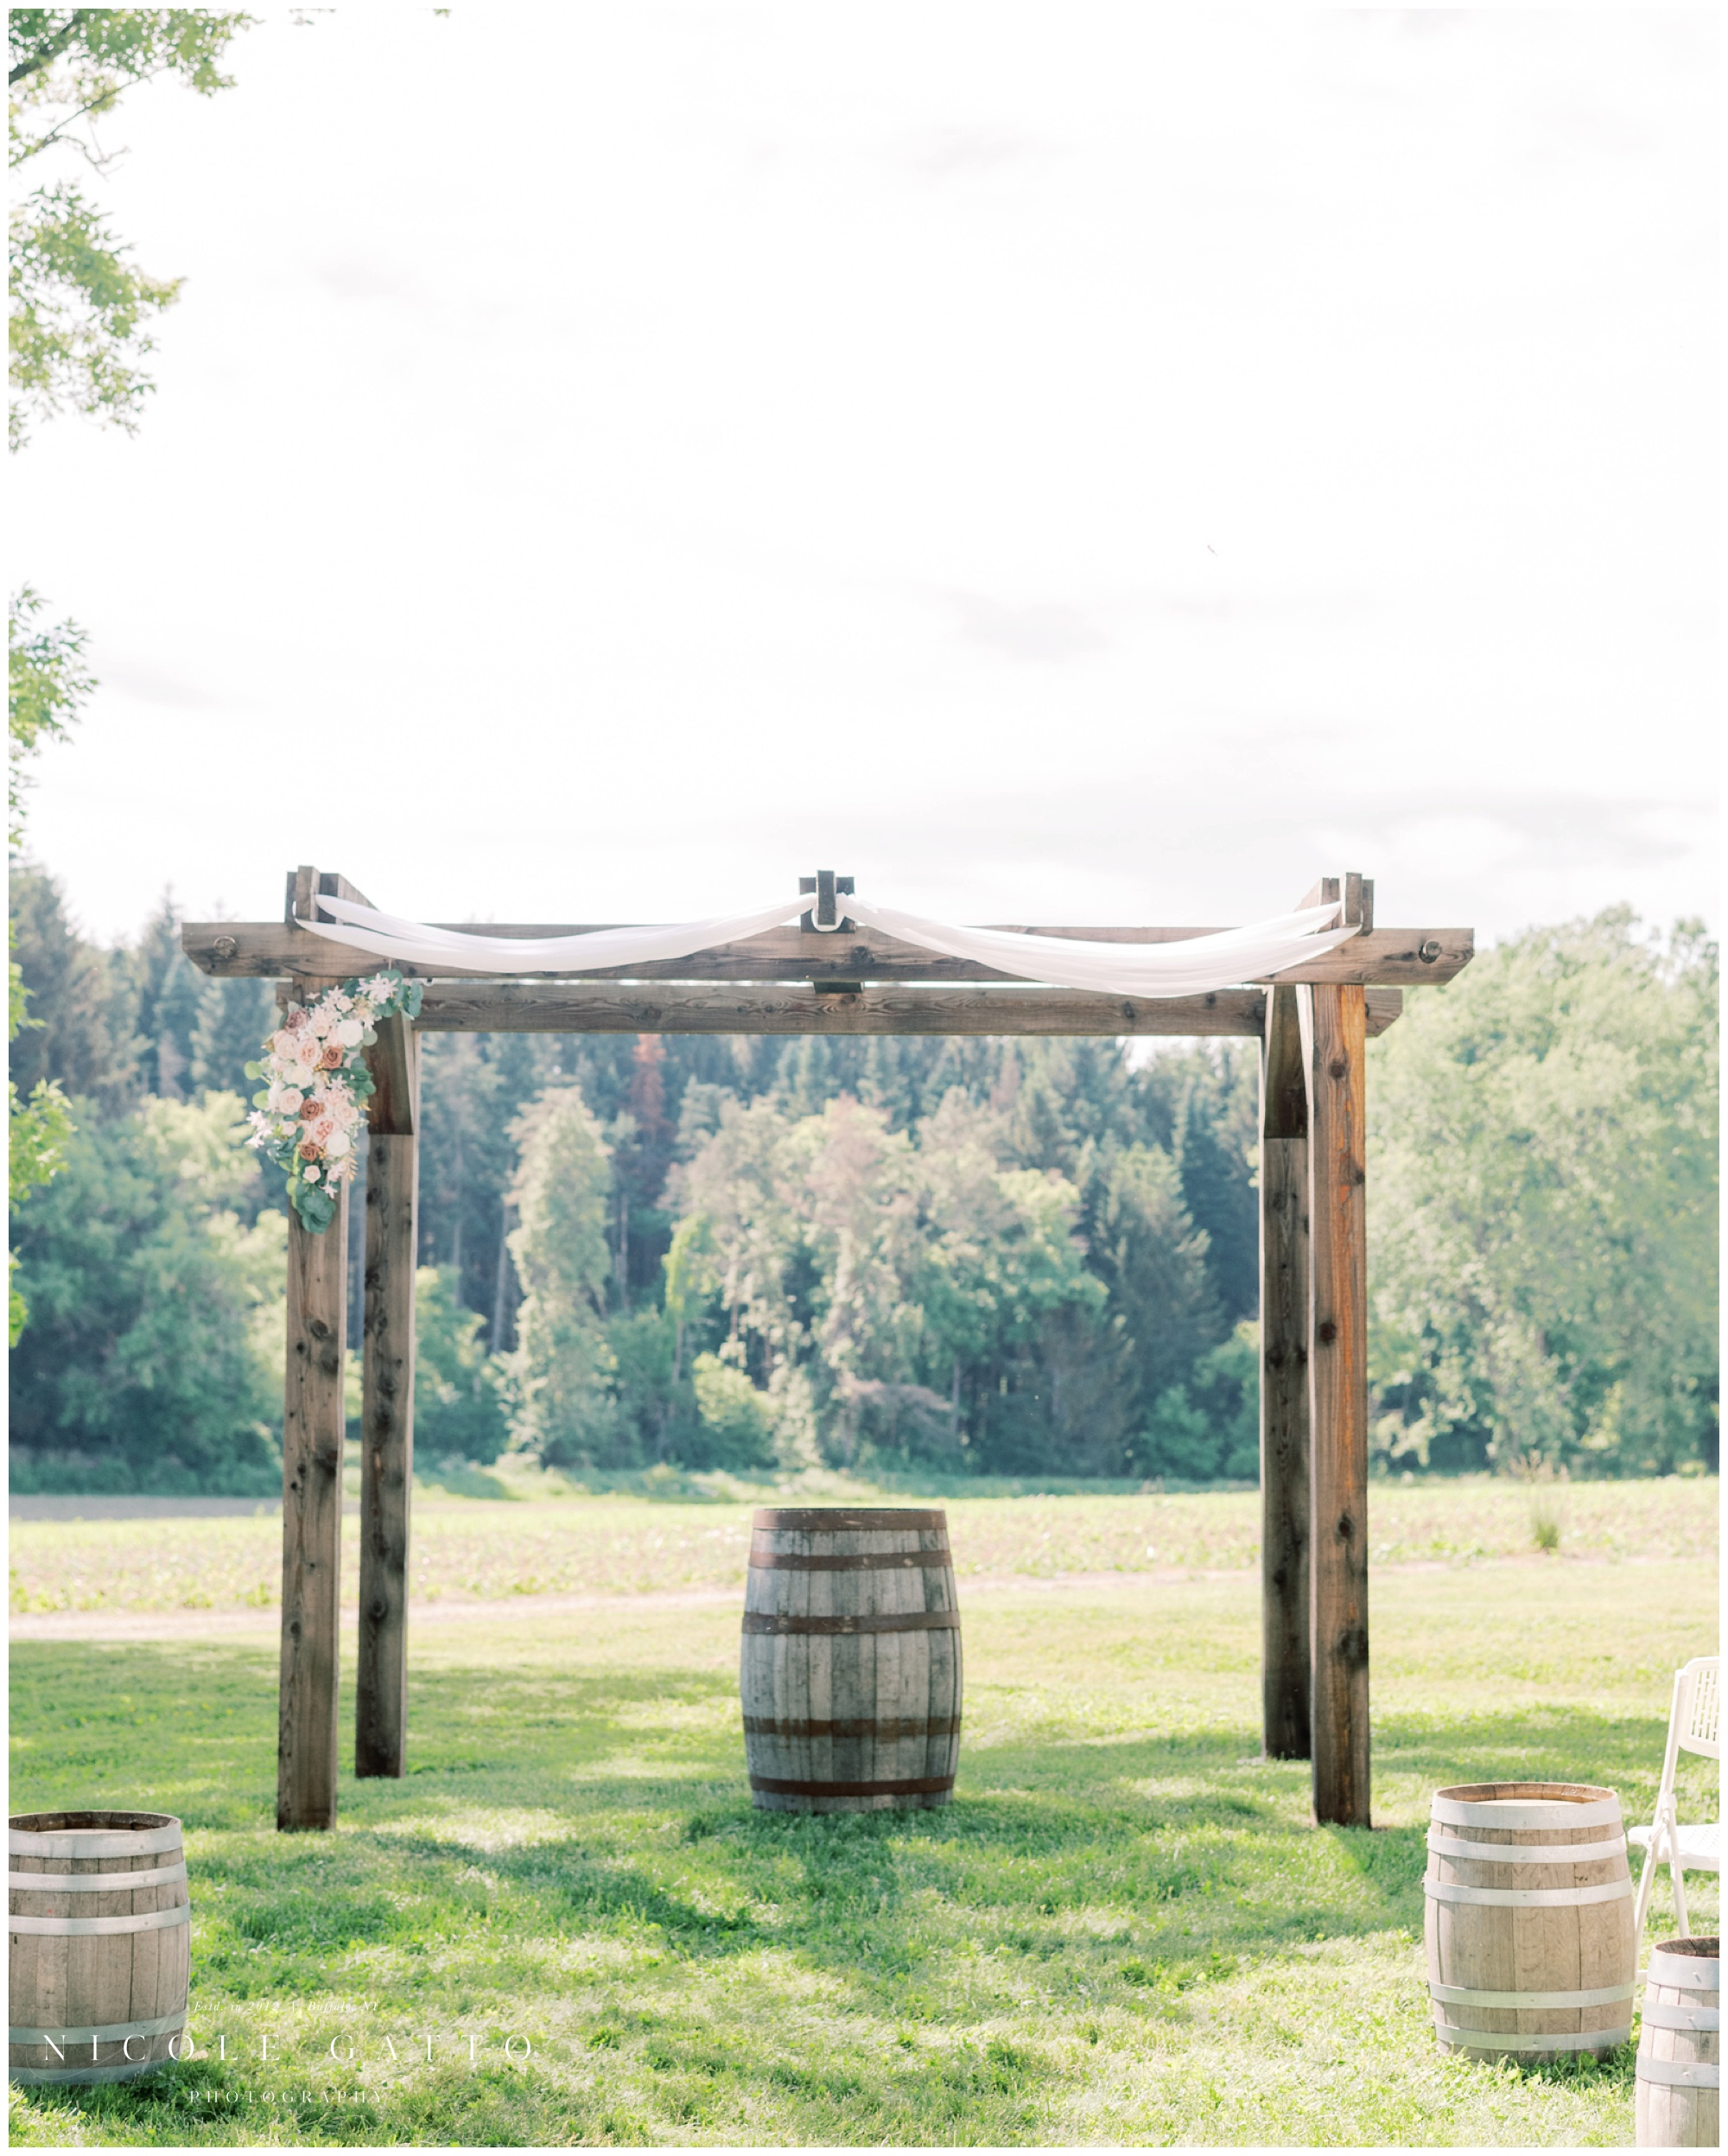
[298,894,803,974]
[843,898,1356,996]
[295,891,1357,998]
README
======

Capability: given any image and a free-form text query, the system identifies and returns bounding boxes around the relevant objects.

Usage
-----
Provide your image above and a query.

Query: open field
[7,1513,1718,2147]
[8,1475,1716,1617]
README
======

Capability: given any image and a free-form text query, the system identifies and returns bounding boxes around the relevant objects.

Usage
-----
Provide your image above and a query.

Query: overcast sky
[11,7,1718,946]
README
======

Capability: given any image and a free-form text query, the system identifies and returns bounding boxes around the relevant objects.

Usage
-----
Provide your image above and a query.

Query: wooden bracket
[1299,874,1373,936]
[285,866,376,928]
[799,870,855,934]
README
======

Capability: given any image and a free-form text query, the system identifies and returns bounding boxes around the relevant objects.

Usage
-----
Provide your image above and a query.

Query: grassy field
[7,1486,1718,2147]
[9,1473,1716,1615]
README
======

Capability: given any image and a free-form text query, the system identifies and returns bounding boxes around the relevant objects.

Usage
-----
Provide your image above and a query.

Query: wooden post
[1260,983,1311,1759]
[278,1179,349,1832]
[356,1016,419,1779]
[1303,967,1371,1827]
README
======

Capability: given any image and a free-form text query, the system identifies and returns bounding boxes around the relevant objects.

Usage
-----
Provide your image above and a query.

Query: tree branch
[8,11,98,90]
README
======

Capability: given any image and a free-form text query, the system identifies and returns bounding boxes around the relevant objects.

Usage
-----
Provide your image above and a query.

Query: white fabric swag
[295,892,1358,1000]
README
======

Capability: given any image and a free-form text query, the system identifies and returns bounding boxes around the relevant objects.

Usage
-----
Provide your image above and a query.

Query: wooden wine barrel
[1636,1937,1719,2147]
[9,1811,190,2087]
[1426,1782,1636,2060]
[740,1508,961,1814]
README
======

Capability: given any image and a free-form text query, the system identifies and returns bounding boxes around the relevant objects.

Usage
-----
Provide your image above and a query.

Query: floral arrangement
[245,971,423,1232]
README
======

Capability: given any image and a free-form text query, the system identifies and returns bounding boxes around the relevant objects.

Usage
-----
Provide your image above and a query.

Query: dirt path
[9,1552,1661,1646]
[9,1568,1248,1643]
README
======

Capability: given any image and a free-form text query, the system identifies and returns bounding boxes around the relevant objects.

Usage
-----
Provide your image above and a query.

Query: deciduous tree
[1369,910,1718,1475]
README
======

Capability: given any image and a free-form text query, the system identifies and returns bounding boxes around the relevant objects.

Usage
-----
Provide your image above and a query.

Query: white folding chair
[1630,1655,1720,1941]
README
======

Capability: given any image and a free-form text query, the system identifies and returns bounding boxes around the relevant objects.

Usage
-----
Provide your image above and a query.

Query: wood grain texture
[364,1014,416,1136]
[8,1811,188,2084]
[391,983,1406,1039]
[1636,1938,1719,2146]
[181,917,1471,989]
[279,1185,348,1831]
[740,1510,962,1813]
[413,984,1278,1036]
[1305,981,1370,1828]
[1260,983,1310,1762]
[1424,1784,1636,2061]
[355,1124,416,1781]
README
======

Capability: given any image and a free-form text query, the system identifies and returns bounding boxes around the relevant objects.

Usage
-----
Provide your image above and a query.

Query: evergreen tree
[1007,1047,1078,1174]
[149,948,205,1097]
[1134,1041,1260,1323]
[8,863,140,1110]
[507,1085,622,1466]
[414,1033,533,1314]
[1083,1141,1226,1424]
[127,893,205,1097]
[189,975,278,1105]
[1172,1056,1259,1323]
[861,1035,915,1126]
[781,1034,840,1118]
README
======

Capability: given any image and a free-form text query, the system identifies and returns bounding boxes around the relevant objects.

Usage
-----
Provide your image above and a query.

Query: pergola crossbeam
[409,983,1407,1038]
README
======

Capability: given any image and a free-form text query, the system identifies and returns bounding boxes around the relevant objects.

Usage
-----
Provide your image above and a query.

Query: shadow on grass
[13,1638,1677,2015]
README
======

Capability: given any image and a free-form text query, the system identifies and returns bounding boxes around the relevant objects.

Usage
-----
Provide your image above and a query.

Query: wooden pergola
[183,867,1472,1835]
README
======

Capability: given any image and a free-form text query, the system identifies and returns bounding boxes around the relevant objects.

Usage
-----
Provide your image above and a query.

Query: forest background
[8,866,1718,1496]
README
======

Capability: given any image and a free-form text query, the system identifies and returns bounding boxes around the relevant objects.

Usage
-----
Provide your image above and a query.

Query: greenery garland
[245,971,422,1232]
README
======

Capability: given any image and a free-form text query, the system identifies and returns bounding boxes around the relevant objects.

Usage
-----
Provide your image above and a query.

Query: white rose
[269,1086,304,1115]
[326,1128,351,1160]
[271,1030,298,1058]
[336,1017,364,1047]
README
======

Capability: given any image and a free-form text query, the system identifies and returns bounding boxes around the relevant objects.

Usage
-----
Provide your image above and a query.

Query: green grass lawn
[8,1522,1718,2145]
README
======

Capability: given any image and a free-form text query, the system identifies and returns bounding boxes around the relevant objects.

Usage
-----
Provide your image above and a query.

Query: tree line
[7,868,1718,1491]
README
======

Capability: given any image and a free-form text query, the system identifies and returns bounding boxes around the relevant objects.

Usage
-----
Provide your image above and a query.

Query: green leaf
[291,1182,338,1235]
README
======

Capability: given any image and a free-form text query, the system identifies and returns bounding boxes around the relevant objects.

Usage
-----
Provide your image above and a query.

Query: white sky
[10,6,1718,946]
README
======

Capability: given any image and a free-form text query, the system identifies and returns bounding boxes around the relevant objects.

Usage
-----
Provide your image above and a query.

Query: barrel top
[11,1811,183,1860]
[1434,1784,1617,1808]
[10,1811,177,1835]
[753,1507,948,1532]
[1649,1937,1721,1991]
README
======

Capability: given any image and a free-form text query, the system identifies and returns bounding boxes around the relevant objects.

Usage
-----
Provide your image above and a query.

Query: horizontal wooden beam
[182,919,1470,989]
[408,983,1405,1038]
